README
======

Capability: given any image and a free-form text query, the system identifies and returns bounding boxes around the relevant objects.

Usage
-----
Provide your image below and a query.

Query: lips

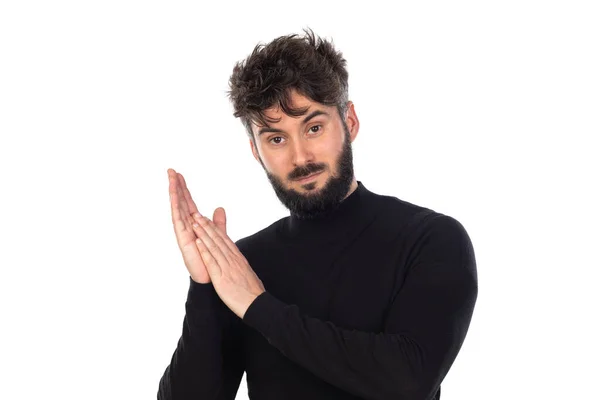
[295,171,322,182]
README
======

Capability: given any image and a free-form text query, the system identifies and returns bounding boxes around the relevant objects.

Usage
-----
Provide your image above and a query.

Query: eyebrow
[257,109,330,136]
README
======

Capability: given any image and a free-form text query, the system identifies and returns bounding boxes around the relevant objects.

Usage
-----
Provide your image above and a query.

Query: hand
[167,168,227,284]
[190,213,266,318]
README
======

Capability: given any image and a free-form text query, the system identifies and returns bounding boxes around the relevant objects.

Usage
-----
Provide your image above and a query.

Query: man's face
[250,90,360,220]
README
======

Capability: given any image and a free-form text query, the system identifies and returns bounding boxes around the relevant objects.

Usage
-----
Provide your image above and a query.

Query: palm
[168,169,227,284]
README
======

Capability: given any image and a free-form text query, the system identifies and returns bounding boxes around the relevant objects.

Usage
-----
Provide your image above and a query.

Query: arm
[157,277,245,400]
[161,170,245,399]
[242,215,478,400]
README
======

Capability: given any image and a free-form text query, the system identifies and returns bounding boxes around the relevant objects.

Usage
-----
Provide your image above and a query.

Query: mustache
[290,165,324,180]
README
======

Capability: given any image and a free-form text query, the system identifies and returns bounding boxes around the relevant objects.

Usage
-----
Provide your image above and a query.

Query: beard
[258,122,355,220]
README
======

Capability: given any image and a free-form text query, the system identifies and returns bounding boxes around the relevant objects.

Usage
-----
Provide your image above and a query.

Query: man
[158,29,478,400]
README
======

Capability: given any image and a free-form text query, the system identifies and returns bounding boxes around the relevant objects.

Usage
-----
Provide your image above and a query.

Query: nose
[290,137,315,167]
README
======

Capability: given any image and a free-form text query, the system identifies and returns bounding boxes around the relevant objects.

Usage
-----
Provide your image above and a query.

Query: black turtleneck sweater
[158,181,478,400]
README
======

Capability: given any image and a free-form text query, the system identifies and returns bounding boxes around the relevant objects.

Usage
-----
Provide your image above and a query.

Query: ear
[344,101,360,143]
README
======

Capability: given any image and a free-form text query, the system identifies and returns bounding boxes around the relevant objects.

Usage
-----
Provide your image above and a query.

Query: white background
[1,1,598,399]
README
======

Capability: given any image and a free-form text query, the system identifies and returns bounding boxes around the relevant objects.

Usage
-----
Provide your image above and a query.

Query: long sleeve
[158,277,245,400]
[242,215,478,400]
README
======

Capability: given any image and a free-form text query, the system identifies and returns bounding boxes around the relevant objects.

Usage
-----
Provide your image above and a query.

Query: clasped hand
[191,212,265,318]
[168,168,265,319]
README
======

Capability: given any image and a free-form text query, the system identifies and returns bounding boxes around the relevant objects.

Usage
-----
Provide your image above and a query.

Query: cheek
[318,139,342,162]
[260,152,287,173]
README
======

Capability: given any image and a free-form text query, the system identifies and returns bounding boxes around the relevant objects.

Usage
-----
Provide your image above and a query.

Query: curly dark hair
[227,28,349,141]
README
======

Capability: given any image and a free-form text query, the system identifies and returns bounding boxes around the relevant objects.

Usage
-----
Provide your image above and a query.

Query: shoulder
[366,188,474,260]
[406,212,477,280]
[365,189,441,240]
[417,213,474,254]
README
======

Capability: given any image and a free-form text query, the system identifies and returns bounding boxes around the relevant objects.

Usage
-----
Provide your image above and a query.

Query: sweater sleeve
[242,215,478,400]
[157,277,245,400]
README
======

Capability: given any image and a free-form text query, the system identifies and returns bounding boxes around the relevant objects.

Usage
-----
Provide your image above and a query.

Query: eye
[309,125,322,134]
[268,126,322,146]
[269,136,284,145]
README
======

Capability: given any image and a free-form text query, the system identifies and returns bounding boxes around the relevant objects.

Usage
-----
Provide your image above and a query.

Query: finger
[178,172,201,217]
[193,225,227,279]
[177,173,194,230]
[195,238,222,281]
[177,173,191,220]
[213,207,227,235]
[192,213,238,256]
[168,169,186,234]
[192,216,234,258]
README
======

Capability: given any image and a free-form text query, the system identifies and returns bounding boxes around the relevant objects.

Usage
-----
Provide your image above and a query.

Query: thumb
[213,207,227,235]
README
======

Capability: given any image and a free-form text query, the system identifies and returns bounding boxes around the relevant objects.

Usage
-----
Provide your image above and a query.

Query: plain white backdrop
[1,1,598,399]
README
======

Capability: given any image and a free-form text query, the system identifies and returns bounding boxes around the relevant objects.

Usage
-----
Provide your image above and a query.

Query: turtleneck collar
[276,181,376,245]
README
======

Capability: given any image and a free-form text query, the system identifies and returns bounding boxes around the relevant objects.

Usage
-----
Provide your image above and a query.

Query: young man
[159,29,478,400]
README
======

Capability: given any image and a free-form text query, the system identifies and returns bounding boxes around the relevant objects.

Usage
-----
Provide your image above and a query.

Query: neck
[343,178,358,201]
[279,180,376,245]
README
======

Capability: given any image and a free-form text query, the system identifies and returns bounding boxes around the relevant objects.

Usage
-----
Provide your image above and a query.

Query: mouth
[294,171,322,183]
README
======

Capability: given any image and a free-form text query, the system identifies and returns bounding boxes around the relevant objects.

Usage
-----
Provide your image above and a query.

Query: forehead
[264,91,316,118]
[252,91,333,132]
